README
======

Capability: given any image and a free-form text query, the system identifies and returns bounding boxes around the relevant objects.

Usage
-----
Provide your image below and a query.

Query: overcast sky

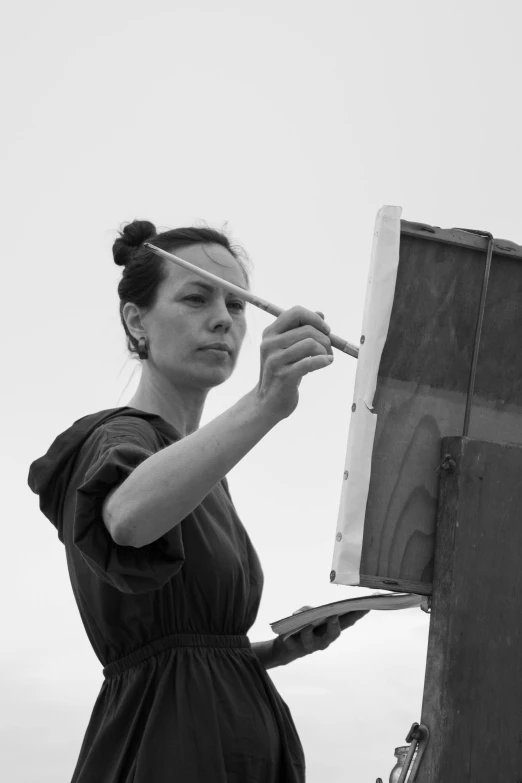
[3,1,522,780]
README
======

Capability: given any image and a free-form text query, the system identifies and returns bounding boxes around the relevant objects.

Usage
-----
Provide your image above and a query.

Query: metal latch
[398,722,430,782]
[375,722,430,783]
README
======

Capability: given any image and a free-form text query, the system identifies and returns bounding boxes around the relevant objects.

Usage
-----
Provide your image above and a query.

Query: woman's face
[136,243,248,390]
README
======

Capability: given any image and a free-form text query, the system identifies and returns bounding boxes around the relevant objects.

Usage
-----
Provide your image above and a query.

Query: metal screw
[436,454,457,474]
[351,403,356,412]
[330,570,336,582]
[344,470,349,480]
[360,335,365,344]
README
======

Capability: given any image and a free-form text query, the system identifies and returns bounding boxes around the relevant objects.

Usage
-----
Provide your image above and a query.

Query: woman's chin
[190,364,233,388]
[161,357,234,390]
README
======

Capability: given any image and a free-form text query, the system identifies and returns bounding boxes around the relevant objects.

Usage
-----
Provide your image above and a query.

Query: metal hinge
[375,722,430,783]
[398,723,430,783]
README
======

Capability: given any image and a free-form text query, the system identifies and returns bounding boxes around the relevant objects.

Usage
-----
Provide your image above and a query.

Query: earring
[137,336,149,360]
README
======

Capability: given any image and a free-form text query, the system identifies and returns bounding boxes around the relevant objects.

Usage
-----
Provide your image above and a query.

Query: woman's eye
[184,296,244,312]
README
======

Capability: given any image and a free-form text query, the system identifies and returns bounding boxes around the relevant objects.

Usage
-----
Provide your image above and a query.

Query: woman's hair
[113,220,252,358]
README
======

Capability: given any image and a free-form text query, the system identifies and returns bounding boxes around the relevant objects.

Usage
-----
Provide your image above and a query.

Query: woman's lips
[200,347,230,358]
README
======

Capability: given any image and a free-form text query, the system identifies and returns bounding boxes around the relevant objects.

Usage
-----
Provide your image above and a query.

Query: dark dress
[28,407,306,782]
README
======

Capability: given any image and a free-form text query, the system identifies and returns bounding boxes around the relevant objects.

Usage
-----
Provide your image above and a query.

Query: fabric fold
[75,441,186,594]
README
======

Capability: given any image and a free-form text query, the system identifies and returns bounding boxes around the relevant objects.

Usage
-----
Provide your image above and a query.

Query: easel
[401,231,522,781]
[379,433,522,782]
[408,237,520,781]
[411,434,522,781]
[328,212,522,782]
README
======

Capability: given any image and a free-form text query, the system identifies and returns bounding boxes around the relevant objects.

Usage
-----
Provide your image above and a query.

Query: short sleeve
[73,427,185,594]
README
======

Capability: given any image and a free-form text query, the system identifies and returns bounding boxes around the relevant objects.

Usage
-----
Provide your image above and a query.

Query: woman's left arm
[251,640,285,669]
[251,610,369,669]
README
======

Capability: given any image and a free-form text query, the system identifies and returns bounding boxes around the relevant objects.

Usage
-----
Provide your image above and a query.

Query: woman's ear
[122,301,146,343]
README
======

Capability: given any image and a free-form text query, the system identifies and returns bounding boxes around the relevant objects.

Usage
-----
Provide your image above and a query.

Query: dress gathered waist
[103,633,251,678]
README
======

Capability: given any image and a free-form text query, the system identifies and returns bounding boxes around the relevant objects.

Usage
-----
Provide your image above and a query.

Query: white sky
[3,1,521,780]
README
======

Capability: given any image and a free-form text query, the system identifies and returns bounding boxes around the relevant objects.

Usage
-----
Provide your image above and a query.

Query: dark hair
[113,220,252,358]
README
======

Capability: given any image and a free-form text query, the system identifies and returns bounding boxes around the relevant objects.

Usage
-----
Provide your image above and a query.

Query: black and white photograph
[4,1,522,781]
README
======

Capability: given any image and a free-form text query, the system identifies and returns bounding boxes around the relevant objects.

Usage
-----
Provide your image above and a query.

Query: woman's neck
[126,373,208,437]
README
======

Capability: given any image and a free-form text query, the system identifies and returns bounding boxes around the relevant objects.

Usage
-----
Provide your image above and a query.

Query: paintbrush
[144,243,359,358]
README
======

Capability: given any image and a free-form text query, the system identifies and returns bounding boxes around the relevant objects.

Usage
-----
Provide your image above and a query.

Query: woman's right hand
[252,305,334,421]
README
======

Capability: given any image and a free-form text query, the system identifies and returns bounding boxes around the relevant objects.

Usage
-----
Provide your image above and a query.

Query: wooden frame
[419,437,522,780]
[331,208,522,595]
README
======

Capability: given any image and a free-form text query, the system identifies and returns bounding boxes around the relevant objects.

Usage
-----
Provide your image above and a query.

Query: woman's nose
[211,301,233,327]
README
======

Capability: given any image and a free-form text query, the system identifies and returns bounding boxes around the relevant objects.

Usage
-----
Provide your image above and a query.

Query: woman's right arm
[103,306,334,548]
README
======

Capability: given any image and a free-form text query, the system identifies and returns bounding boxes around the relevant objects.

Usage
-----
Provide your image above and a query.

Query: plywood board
[331,211,522,594]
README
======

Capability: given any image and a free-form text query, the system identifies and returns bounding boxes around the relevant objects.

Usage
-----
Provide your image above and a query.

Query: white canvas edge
[330,205,402,586]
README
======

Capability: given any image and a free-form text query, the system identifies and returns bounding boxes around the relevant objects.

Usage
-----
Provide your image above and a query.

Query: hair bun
[113,220,157,267]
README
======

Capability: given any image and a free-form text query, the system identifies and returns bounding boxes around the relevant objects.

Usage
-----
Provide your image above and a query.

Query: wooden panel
[469,250,522,443]
[358,225,522,594]
[418,437,522,782]
[401,219,522,260]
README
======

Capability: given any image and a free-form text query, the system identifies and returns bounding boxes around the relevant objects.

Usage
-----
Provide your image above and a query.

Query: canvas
[331,207,522,594]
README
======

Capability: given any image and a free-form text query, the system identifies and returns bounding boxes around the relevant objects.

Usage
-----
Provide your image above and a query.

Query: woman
[28,220,367,783]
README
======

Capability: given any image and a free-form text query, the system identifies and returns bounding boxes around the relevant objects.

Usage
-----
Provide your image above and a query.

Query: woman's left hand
[273,608,369,666]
